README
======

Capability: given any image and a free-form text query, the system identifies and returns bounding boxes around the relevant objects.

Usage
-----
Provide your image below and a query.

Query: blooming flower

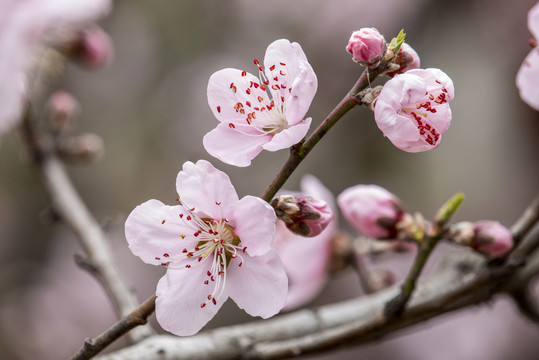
[204,39,317,167]
[337,184,406,239]
[0,0,111,137]
[516,2,539,111]
[273,175,336,310]
[125,160,287,336]
[374,68,454,152]
[472,221,513,258]
[346,28,386,66]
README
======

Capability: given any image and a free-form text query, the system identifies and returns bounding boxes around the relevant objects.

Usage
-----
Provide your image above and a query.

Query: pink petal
[227,249,288,318]
[264,39,317,125]
[262,117,311,151]
[517,49,539,111]
[155,265,227,336]
[301,174,337,214]
[176,160,239,218]
[207,68,270,129]
[125,199,198,266]
[529,2,539,41]
[203,123,269,167]
[229,195,276,257]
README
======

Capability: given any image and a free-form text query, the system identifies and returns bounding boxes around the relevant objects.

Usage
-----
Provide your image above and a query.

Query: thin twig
[71,295,157,360]
[20,108,154,342]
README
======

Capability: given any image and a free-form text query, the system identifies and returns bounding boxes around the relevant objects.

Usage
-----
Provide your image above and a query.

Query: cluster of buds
[271,194,333,237]
[449,221,514,258]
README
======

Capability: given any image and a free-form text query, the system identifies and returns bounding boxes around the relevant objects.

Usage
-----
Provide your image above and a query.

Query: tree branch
[20,109,154,342]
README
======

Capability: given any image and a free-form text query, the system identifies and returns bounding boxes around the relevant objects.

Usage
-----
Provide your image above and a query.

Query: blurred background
[0,0,538,358]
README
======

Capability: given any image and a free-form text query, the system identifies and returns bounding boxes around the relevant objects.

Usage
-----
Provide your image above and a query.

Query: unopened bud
[69,26,113,69]
[46,90,80,133]
[338,185,406,239]
[57,133,104,163]
[471,221,513,258]
[346,28,387,67]
[385,43,420,77]
[271,194,333,237]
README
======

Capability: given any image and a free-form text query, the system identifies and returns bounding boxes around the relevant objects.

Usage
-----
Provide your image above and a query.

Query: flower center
[399,81,449,146]
[223,59,294,137]
[157,204,246,308]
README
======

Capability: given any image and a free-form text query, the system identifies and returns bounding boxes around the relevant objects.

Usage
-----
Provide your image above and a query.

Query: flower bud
[471,221,513,258]
[69,26,113,69]
[271,194,333,237]
[338,185,406,239]
[385,43,420,77]
[46,90,80,133]
[346,28,386,66]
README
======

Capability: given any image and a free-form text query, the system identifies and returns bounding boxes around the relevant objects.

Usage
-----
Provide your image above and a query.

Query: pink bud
[271,194,333,237]
[386,43,420,77]
[346,28,386,66]
[472,221,513,258]
[70,26,113,69]
[337,185,406,239]
[46,90,80,132]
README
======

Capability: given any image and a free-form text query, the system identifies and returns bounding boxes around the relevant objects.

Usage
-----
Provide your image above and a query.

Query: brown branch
[71,295,157,360]
[20,109,154,343]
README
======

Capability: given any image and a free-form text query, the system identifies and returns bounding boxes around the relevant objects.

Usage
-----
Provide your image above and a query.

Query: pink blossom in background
[516,2,539,111]
[0,0,111,137]
[374,68,454,152]
[346,28,386,66]
[204,39,317,167]
[125,160,287,336]
[337,184,406,239]
[385,42,420,77]
[472,220,514,258]
[273,175,336,310]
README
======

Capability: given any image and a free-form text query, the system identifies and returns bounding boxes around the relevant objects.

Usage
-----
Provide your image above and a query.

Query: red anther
[269,65,276,71]
[272,85,280,90]
[201,303,206,308]
[239,262,243,267]
[280,62,286,66]
[435,79,441,84]
[426,135,434,145]
[163,253,169,257]
[212,298,217,305]
[155,256,161,260]
[281,84,286,89]
[245,101,251,107]
[176,196,180,201]
[260,85,266,91]
[195,246,200,251]
[442,88,448,93]
[530,38,537,48]
[207,295,212,300]
[186,215,191,221]
[246,88,251,95]
[218,271,224,275]
[273,76,278,81]
[258,66,264,71]
[253,82,260,88]
[161,263,167,266]
[217,106,221,113]
[187,252,194,257]
[204,280,209,285]
[239,109,245,114]
[211,276,215,281]
[185,264,191,268]
[280,70,286,76]
[161,220,166,224]
[182,248,188,253]
[207,271,212,276]
[215,201,221,205]
[198,257,203,262]
[241,70,247,76]
[254,59,260,65]
[281,96,285,102]
[179,213,183,218]
[263,80,269,85]
[229,123,236,129]
[429,94,435,100]
[425,124,431,130]
[419,128,426,135]
[257,95,264,102]
[242,246,247,253]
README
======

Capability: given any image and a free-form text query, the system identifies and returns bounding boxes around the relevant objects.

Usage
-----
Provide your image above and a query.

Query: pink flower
[337,184,406,239]
[125,160,287,336]
[374,68,454,152]
[204,39,317,167]
[386,43,420,77]
[273,175,336,310]
[0,0,111,137]
[346,28,386,66]
[516,2,539,111]
[472,221,513,258]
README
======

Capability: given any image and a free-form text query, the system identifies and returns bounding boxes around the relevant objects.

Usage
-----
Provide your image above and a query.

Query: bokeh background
[0,0,538,359]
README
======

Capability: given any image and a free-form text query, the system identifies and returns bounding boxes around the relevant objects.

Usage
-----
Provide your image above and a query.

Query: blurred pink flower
[125,160,287,336]
[374,68,454,152]
[274,175,336,310]
[516,2,539,111]
[472,220,514,258]
[386,42,420,77]
[346,27,386,66]
[0,0,111,137]
[204,39,317,167]
[337,184,406,239]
